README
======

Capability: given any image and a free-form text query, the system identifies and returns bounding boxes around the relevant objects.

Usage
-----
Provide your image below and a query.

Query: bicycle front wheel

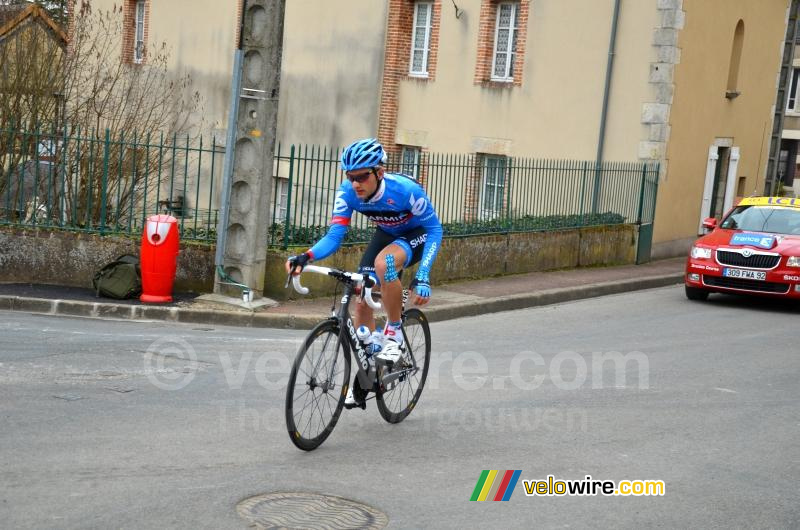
[376,308,431,423]
[285,320,351,451]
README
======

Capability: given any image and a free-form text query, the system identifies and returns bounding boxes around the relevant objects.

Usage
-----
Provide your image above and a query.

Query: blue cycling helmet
[340,138,385,171]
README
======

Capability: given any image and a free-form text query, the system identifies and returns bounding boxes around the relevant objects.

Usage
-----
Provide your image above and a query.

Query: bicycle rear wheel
[285,320,351,451]
[376,308,431,423]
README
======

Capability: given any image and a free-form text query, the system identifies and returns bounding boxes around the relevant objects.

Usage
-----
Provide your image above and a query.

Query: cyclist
[286,138,442,406]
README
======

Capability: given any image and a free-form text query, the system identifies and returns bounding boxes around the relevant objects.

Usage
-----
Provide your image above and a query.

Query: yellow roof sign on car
[738,196,800,208]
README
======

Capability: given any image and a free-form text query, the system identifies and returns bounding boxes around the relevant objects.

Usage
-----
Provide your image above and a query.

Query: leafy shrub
[268,212,626,247]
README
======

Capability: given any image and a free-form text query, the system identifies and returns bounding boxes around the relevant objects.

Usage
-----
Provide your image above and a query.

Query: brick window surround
[409,2,436,77]
[478,155,508,218]
[65,0,76,39]
[397,145,431,186]
[465,154,509,221]
[378,0,441,154]
[474,0,529,87]
[122,0,150,64]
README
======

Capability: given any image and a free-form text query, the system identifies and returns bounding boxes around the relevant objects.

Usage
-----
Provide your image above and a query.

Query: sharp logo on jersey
[421,241,438,268]
[409,194,427,216]
[333,191,348,214]
[409,234,427,248]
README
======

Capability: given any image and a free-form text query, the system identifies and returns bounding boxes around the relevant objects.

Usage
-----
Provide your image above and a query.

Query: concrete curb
[424,274,684,322]
[0,273,684,329]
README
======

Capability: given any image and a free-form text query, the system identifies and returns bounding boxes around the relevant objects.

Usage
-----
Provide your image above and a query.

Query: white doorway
[699,140,740,233]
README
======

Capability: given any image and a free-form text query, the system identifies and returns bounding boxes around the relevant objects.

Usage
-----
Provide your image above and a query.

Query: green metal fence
[1,128,660,250]
[0,124,222,241]
[269,144,660,249]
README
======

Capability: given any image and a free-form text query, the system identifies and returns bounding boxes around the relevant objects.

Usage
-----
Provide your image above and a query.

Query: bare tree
[1,0,204,229]
[0,1,65,218]
[57,1,204,229]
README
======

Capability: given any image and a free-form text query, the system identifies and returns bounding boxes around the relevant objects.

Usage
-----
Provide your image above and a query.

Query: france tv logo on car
[730,232,775,249]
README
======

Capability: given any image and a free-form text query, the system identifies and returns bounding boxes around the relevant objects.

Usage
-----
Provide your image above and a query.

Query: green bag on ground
[92,255,142,299]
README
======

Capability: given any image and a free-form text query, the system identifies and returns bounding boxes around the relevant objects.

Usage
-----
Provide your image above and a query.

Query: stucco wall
[263,224,637,300]
[395,0,658,160]
[85,0,661,159]
[85,0,237,136]
[0,228,215,292]
[148,0,238,134]
[277,0,388,148]
[655,0,788,250]
[88,0,388,147]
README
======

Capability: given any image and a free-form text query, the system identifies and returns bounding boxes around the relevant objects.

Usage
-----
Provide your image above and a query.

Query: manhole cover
[236,492,388,530]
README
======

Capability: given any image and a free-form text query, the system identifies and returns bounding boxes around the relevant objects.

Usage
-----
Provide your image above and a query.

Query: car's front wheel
[685,285,709,301]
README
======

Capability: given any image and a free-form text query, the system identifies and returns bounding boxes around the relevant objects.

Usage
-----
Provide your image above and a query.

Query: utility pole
[214,0,285,299]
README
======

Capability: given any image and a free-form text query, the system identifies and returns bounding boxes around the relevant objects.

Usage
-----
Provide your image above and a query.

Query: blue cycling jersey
[308,173,443,281]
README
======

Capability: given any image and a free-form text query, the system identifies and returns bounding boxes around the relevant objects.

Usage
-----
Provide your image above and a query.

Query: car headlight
[787,256,800,267]
[690,246,712,259]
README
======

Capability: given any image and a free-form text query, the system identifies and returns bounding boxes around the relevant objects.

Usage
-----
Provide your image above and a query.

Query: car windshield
[720,205,800,235]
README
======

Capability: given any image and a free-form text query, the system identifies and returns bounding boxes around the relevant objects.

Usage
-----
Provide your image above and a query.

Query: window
[492,2,519,81]
[134,0,145,63]
[410,2,433,76]
[481,156,508,217]
[788,68,800,112]
[474,0,528,86]
[400,146,421,179]
[275,178,289,220]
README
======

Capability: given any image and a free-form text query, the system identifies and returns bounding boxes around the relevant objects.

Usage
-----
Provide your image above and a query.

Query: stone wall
[0,227,215,293]
[264,224,638,300]
[0,224,637,298]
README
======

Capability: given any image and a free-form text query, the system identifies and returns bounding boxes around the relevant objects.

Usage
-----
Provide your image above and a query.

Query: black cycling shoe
[344,380,367,410]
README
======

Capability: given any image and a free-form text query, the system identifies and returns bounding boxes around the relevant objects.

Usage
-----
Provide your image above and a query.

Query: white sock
[383,321,403,344]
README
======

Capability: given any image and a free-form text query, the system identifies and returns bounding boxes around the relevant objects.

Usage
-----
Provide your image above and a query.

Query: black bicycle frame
[326,279,419,394]
[324,280,377,393]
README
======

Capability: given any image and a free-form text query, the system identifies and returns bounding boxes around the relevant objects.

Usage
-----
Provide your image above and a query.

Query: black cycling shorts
[358,226,428,281]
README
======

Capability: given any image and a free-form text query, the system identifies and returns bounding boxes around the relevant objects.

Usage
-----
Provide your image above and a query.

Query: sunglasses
[346,168,377,183]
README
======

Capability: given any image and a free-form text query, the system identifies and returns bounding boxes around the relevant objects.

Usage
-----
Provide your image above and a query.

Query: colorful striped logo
[470,470,522,501]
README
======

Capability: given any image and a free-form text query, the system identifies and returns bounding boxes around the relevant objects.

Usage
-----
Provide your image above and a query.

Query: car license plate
[723,268,766,281]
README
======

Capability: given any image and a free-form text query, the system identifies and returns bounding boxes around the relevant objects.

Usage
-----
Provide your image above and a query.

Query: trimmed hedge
[269,211,626,247]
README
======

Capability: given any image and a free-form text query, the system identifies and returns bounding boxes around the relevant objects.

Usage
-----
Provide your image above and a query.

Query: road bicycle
[284,265,431,451]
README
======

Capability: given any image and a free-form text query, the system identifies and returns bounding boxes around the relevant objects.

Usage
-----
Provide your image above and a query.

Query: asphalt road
[1,286,799,529]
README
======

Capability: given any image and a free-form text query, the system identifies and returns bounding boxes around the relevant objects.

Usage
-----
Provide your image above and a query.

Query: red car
[685,196,800,301]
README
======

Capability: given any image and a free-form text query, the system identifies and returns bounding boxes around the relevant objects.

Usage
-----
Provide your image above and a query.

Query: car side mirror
[702,217,717,231]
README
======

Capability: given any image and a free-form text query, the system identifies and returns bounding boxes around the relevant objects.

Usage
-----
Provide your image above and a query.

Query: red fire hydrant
[140,214,179,303]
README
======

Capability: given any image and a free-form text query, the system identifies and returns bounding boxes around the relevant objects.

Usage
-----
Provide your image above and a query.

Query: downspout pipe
[592,0,621,214]
[214,1,248,284]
